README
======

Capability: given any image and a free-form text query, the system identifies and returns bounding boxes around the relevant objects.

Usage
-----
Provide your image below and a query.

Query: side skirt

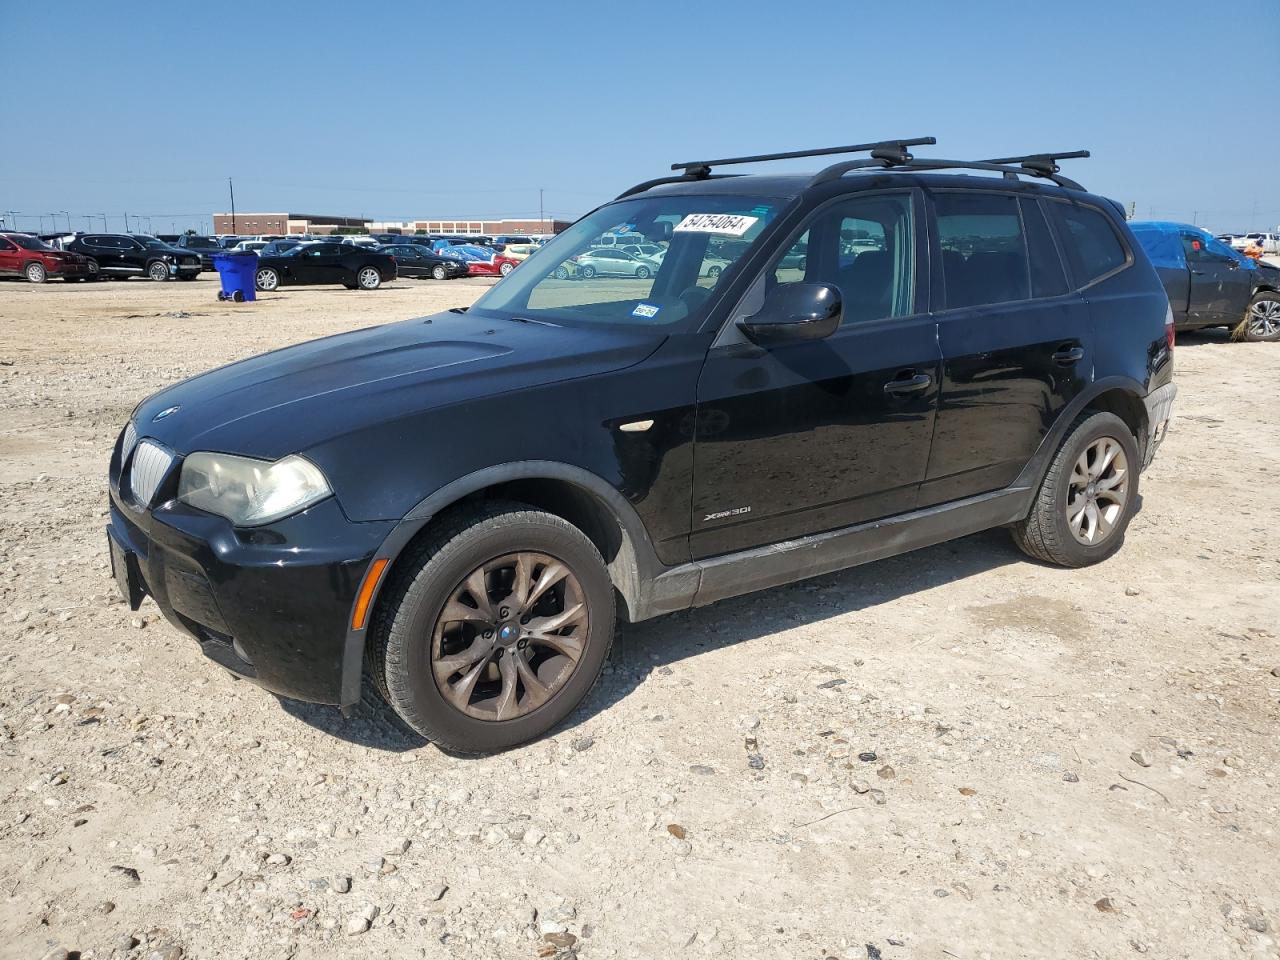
[633,485,1033,619]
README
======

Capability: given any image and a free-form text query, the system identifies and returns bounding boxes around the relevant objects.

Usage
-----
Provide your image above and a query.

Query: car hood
[132,310,666,458]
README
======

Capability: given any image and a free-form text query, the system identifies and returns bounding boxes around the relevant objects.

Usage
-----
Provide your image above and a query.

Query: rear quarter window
[1048,201,1129,287]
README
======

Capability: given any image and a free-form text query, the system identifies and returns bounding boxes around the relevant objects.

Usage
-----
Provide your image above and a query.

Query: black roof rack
[618,140,1091,200]
[616,137,936,200]
[810,149,1090,191]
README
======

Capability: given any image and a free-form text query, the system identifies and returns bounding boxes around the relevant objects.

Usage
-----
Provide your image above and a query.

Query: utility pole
[123,212,130,232]
[99,214,108,231]
[539,188,544,228]
[228,177,237,234]
[83,216,93,231]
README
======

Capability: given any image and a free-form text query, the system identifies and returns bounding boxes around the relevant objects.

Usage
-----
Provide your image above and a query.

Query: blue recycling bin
[212,251,259,302]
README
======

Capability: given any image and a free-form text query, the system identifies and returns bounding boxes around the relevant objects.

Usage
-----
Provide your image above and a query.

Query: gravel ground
[1,274,1278,960]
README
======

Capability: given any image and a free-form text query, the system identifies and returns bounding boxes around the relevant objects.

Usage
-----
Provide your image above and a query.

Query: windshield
[10,234,52,251]
[187,236,220,248]
[470,195,783,329]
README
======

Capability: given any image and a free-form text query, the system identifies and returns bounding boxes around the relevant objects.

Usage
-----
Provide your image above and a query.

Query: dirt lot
[1,274,1278,960]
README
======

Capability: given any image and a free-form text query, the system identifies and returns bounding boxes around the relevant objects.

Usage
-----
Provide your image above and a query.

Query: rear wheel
[25,262,47,283]
[706,264,722,279]
[1237,291,1280,342]
[147,261,169,281]
[499,261,515,277]
[357,266,382,289]
[369,502,615,753]
[85,259,101,280]
[255,267,279,291]
[1011,411,1139,568]
[579,264,596,279]
[553,265,569,280]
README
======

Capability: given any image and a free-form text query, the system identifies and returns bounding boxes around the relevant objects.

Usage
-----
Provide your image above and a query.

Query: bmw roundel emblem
[152,405,181,422]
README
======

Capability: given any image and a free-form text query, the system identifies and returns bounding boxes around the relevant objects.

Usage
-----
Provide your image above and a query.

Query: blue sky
[3,1,1276,235]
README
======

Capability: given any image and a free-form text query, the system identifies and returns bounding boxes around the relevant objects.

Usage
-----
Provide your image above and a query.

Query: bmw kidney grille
[128,439,175,507]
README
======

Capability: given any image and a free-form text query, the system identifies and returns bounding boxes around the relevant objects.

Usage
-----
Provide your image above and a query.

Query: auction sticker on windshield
[673,213,759,236]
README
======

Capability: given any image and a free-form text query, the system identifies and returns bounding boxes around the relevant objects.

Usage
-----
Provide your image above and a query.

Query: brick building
[211,212,372,235]
[368,218,571,236]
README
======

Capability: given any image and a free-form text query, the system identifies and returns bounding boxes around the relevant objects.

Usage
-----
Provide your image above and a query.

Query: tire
[431,265,447,281]
[85,259,101,280]
[1235,291,1280,342]
[357,266,382,290]
[368,501,615,753]
[255,267,279,292]
[1011,411,1140,568]
[579,265,596,279]
[706,265,722,279]
[635,266,651,279]
[25,262,47,283]
[553,266,569,280]
[499,261,514,277]
[147,261,169,282]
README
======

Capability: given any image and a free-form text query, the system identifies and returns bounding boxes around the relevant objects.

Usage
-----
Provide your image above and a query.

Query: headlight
[177,452,331,526]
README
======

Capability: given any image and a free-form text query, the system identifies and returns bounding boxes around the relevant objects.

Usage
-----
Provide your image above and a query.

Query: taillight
[1165,303,1175,352]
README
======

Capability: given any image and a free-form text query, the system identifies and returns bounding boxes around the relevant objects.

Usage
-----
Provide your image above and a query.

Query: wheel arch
[1011,377,1149,499]
[338,461,664,709]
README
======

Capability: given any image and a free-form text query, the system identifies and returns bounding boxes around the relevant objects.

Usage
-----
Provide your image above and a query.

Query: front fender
[337,460,667,710]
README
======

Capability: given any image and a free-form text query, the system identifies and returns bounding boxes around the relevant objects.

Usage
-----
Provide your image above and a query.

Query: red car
[0,232,93,283]
[466,252,521,278]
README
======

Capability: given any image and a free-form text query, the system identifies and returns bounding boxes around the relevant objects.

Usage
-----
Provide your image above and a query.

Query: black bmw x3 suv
[107,138,1177,752]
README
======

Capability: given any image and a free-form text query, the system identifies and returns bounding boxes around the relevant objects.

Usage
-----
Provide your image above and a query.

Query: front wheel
[1237,291,1280,342]
[147,261,169,281]
[1011,411,1139,568]
[25,262,47,283]
[357,266,382,289]
[369,502,615,753]
[255,267,279,291]
[635,266,651,279]
[431,265,447,281]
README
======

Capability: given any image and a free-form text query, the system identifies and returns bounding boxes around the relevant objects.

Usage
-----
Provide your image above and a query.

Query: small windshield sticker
[673,213,760,237]
[632,303,661,319]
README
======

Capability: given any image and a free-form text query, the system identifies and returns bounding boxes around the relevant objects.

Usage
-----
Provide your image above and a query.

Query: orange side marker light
[351,558,390,631]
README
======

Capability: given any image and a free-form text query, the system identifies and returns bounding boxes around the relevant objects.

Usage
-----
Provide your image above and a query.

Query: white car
[575,248,662,279]
[232,241,269,254]
[1230,232,1280,253]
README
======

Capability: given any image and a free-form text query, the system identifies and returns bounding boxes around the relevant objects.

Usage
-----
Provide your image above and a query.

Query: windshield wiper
[509,315,561,327]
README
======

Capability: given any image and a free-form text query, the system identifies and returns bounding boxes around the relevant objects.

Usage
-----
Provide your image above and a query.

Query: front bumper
[1142,381,1177,468]
[107,437,394,705]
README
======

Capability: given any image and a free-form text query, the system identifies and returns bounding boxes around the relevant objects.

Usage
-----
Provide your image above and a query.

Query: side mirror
[738,282,842,344]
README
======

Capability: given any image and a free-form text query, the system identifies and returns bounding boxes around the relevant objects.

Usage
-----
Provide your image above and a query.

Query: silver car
[575,248,661,279]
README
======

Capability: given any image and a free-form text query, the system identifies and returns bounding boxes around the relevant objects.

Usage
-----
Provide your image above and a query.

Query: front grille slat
[121,420,138,459]
[129,440,175,507]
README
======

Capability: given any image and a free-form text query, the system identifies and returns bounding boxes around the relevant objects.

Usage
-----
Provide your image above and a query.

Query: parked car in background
[0,232,93,282]
[253,242,396,291]
[499,243,540,261]
[1234,232,1280,254]
[64,233,201,281]
[377,243,469,280]
[258,239,306,258]
[464,251,522,277]
[492,234,534,247]
[1129,221,1280,341]
[231,240,270,255]
[574,248,661,279]
[618,242,667,262]
[156,234,182,244]
[173,235,224,270]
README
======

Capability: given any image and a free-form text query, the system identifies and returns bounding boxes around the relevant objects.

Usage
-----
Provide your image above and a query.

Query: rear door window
[1021,199,1069,298]
[1047,201,1129,287]
[934,192,1030,308]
